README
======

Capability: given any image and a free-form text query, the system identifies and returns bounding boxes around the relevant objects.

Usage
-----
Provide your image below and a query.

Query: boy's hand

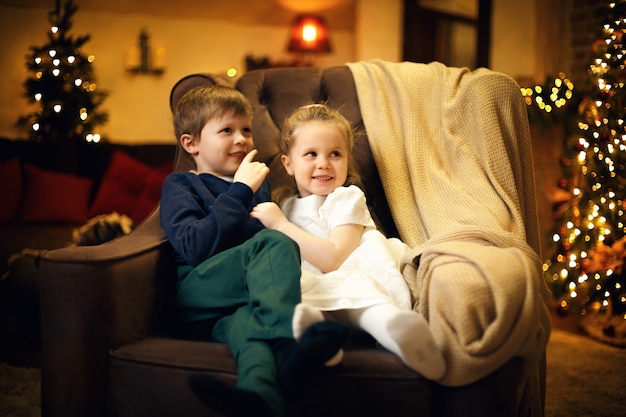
[250,202,288,230]
[234,149,269,193]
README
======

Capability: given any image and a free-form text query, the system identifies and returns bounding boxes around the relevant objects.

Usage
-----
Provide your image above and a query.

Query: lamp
[287,15,332,58]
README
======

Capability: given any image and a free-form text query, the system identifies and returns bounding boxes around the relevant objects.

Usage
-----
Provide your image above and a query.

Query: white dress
[281,185,412,311]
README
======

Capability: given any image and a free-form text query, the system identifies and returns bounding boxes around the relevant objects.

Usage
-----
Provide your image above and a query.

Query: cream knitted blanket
[347,60,552,409]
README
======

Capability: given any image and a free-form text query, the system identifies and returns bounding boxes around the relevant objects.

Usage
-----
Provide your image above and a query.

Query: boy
[160,85,347,417]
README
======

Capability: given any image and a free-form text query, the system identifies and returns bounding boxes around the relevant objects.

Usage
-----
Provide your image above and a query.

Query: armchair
[39,63,548,417]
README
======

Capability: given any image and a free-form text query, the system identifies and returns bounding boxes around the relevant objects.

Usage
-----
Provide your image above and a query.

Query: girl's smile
[281,121,349,198]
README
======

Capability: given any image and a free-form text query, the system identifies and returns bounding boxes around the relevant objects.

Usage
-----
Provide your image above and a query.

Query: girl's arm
[251,202,363,272]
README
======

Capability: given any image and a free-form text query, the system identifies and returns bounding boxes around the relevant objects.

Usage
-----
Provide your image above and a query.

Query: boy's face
[183,112,253,177]
[281,121,349,198]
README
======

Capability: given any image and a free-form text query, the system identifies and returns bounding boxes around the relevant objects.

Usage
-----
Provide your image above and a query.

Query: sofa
[0,138,175,358]
[38,64,549,417]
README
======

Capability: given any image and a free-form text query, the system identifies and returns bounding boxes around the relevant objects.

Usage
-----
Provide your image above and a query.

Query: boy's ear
[180,134,198,155]
[280,154,294,176]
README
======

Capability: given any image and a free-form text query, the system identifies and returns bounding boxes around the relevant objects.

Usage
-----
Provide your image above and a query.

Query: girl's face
[281,121,349,197]
[182,112,253,177]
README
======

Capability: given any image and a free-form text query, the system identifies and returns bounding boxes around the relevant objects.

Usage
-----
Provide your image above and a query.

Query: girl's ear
[180,134,198,155]
[281,154,294,176]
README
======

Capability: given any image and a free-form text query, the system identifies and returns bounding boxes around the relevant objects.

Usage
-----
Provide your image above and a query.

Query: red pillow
[20,164,94,223]
[89,150,169,223]
[0,158,23,222]
[129,167,168,222]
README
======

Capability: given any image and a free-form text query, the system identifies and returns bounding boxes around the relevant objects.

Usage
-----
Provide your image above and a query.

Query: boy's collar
[190,170,234,183]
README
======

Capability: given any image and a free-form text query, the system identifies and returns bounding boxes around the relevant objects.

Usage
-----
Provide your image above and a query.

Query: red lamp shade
[287,15,332,54]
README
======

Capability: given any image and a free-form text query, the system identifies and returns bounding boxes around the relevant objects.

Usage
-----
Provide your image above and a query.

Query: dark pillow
[20,164,94,223]
[89,150,169,223]
[0,158,23,222]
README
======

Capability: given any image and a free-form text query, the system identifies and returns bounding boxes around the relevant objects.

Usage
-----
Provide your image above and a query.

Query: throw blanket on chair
[347,60,552,413]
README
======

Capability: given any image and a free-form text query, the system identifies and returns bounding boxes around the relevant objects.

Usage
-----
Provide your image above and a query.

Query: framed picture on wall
[404,0,490,69]
[418,0,478,19]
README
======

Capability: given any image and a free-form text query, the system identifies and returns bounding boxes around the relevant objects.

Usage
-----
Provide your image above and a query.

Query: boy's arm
[161,173,261,266]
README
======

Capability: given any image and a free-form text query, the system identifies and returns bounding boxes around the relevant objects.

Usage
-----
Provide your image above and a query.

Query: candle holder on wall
[125,29,166,75]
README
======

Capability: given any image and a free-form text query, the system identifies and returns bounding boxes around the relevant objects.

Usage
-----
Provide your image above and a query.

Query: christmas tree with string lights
[543,0,626,344]
[16,0,108,143]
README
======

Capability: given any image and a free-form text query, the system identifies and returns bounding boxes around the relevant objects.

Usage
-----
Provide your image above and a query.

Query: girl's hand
[250,202,288,230]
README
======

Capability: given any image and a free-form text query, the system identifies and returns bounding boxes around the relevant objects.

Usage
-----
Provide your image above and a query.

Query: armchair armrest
[39,207,177,417]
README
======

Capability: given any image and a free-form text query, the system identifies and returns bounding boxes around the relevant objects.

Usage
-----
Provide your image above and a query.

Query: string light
[521,73,574,113]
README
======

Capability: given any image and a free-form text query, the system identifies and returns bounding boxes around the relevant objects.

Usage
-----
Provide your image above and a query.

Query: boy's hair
[274,104,362,203]
[173,84,253,145]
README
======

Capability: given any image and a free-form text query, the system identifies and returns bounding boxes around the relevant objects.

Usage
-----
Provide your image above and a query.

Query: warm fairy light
[522,73,574,113]
[85,133,101,143]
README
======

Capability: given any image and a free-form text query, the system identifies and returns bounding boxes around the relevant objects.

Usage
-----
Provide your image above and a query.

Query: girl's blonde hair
[274,104,361,203]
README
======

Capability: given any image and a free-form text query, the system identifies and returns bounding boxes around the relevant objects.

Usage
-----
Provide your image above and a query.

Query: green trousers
[176,229,302,417]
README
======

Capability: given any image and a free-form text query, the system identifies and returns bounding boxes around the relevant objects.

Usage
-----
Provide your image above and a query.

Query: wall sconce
[125,29,166,75]
[287,15,332,64]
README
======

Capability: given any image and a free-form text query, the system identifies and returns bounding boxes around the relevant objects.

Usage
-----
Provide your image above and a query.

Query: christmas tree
[543,0,626,342]
[16,0,108,142]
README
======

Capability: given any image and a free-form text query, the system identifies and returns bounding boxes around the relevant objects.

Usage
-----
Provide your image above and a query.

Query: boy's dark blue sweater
[160,172,271,267]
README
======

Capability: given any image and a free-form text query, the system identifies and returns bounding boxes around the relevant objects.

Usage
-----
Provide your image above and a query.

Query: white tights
[293,303,446,380]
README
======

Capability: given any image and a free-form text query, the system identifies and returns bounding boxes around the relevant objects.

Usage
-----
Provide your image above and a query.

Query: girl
[251,104,446,380]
